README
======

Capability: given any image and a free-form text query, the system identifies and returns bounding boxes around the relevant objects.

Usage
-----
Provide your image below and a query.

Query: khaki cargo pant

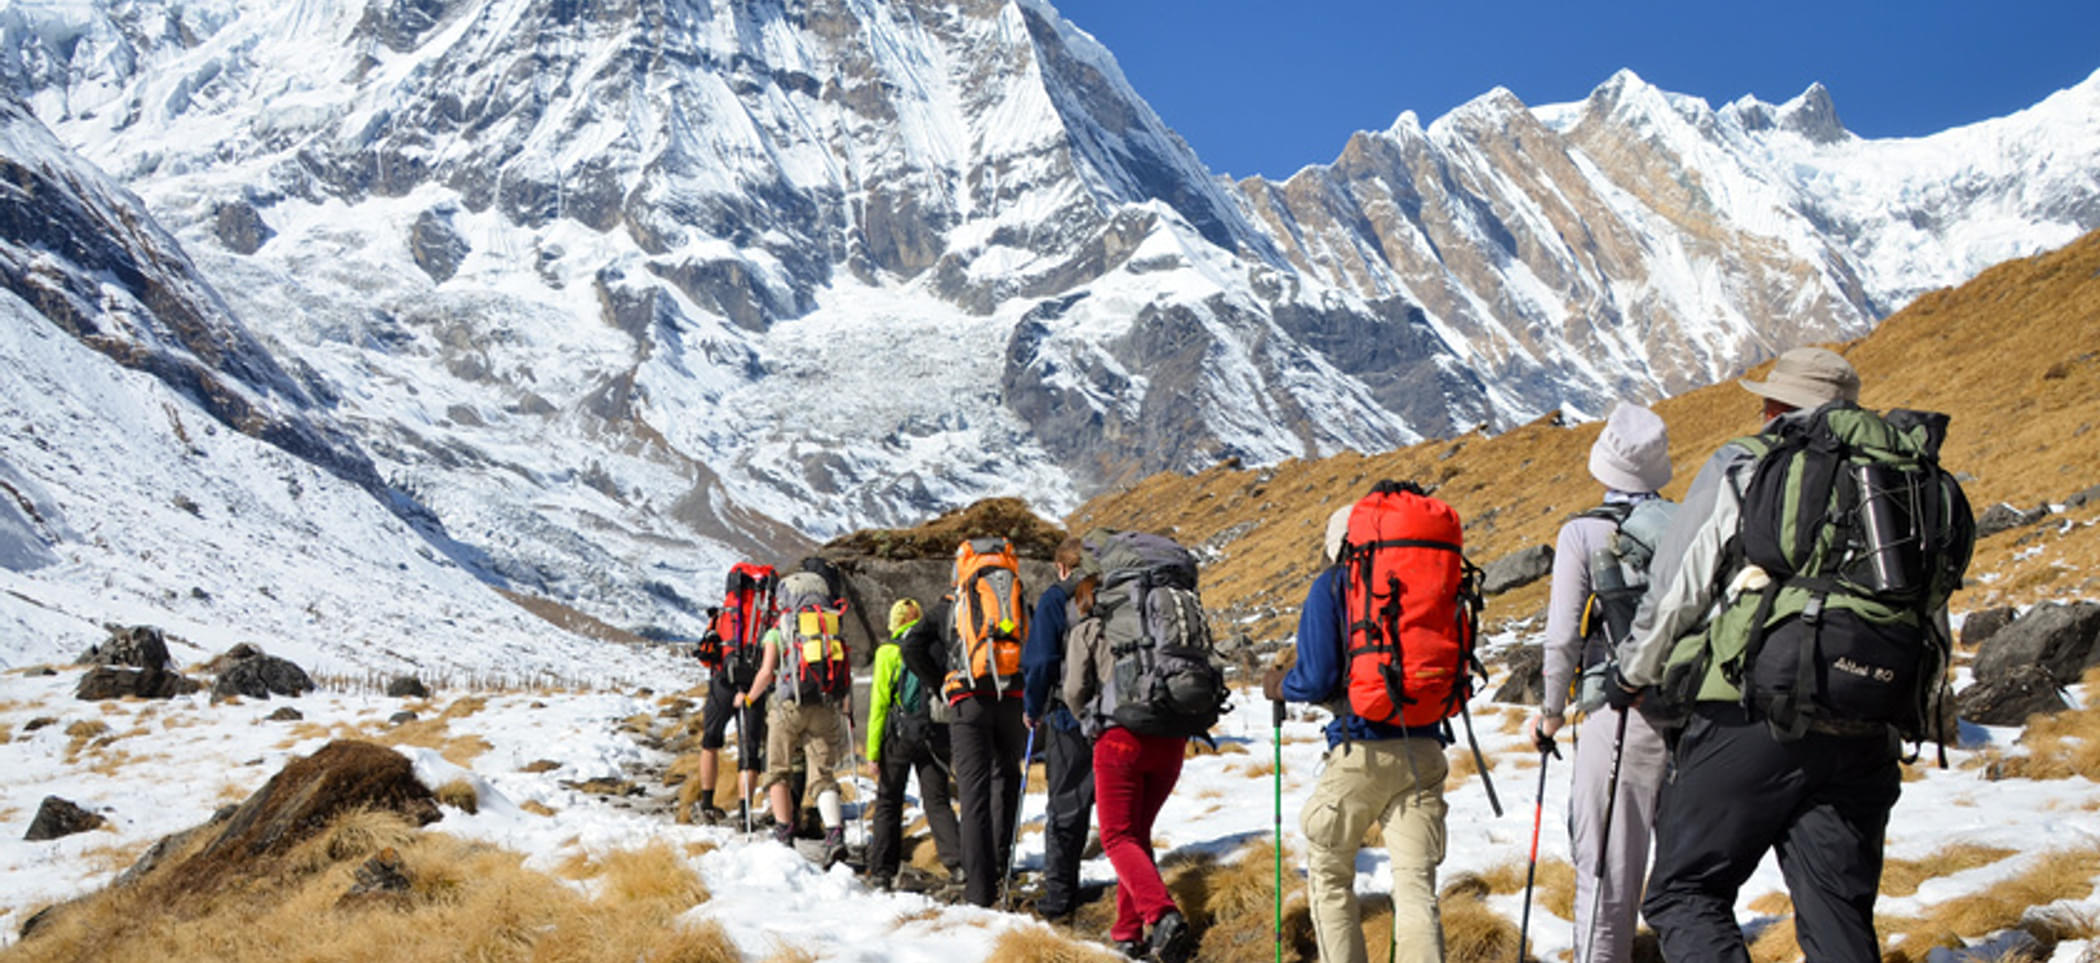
[1301,737,1450,963]
[763,697,845,798]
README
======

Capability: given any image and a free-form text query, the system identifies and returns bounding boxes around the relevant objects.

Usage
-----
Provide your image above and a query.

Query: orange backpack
[1339,481,1485,727]
[943,538,1028,702]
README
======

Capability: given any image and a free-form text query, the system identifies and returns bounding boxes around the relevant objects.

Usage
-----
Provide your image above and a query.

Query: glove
[1604,666,1644,711]
[1261,666,1288,703]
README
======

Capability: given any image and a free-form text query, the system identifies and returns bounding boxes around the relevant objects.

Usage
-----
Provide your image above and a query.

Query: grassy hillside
[1070,230,2100,640]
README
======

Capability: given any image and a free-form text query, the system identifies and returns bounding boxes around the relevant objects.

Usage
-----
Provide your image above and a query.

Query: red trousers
[1092,726,1187,941]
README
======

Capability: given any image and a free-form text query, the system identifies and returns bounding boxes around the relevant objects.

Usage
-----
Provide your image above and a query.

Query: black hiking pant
[867,721,962,879]
[699,673,767,771]
[1038,718,1095,915]
[950,693,1027,907]
[1643,705,1900,963]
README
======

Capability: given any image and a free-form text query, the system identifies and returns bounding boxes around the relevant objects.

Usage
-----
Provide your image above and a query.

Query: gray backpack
[1082,530,1229,739]
[1572,497,1676,711]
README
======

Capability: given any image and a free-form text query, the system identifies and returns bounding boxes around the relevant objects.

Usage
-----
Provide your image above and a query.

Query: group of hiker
[678,344,1972,963]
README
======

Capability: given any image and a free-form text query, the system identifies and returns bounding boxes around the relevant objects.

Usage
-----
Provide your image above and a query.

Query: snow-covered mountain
[4,0,2098,653]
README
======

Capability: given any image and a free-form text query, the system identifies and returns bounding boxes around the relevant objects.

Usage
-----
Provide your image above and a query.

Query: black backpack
[1688,403,1974,746]
[1082,530,1230,740]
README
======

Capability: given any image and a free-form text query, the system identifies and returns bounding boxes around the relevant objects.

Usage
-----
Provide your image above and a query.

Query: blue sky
[1052,1,2100,180]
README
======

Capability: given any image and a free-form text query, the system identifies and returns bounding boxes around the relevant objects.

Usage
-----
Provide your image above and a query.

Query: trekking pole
[1518,731,1561,963]
[1272,698,1286,963]
[739,698,754,837]
[1580,707,1633,963]
[845,694,871,852]
[1001,724,1038,912]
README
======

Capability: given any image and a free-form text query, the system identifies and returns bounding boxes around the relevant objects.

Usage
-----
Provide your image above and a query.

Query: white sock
[817,789,842,829]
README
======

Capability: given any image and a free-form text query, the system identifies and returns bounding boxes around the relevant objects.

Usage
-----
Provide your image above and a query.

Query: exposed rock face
[1970,601,2100,688]
[212,199,274,255]
[1957,665,2068,727]
[409,208,470,284]
[385,676,430,698]
[24,796,105,841]
[1482,545,1555,596]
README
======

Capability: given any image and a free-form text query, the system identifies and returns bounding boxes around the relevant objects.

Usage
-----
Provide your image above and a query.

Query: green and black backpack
[1654,402,1974,750]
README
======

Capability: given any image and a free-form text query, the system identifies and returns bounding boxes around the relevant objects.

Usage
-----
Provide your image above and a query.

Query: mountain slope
[5,0,2099,645]
[1070,229,2100,640]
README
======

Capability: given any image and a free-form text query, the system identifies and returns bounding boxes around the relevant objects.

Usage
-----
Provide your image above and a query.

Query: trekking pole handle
[1271,699,1286,727]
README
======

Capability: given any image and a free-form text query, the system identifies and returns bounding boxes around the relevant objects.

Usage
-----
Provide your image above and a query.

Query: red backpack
[716,562,779,683]
[1339,481,1485,728]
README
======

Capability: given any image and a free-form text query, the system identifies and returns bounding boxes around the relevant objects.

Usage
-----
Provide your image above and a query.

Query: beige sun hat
[1323,505,1353,564]
[1739,347,1860,411]
[1588,402,1672,493]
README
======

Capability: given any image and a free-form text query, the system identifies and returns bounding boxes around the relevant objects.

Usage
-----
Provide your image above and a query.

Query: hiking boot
[1114,938,1147,960]
[697,804,727,825]
[863,872,894,893]
[1149,909,1193,963]
[821,827,847,868]
[770,821,795,846]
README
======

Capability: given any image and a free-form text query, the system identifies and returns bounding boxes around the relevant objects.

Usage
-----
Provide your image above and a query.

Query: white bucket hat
[1588,402,1672,493]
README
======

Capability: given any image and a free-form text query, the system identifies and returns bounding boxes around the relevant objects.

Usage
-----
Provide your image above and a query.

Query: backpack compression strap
[1343,538,1464,726]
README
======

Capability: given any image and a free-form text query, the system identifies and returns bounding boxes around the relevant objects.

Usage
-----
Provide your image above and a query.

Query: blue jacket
[1021,578,1080,732]
[1284,566,1449,748]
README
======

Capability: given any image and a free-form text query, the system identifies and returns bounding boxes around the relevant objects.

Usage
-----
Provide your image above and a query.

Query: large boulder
[211,648,316,700]
[77,666,202,701]
[155,740,440,892]
[385,675,429,698]
[1492,645,1545,705]
[78,625,173,670]
[24,796,104,841]
[1973,502,2052,540]
[1971,601,2100,688]
[1960,606,2018,649]
[1956,664,2069,727]
[1481,544,1554,596]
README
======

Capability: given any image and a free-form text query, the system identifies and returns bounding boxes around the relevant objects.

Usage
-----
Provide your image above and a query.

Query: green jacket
[866,621,915,762]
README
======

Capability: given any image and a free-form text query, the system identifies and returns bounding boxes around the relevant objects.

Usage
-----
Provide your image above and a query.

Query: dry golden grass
[63,719,109,760]
[1070,230,2100,640]
[519,759,561,773]
[373,717,493,769]
[1747,891,1792,916]
[759,945,820,963]
[520,800,557,817]
[433,779,479,815]
[1878,844,2100,960]
[1445,750,1478,792]
[1880,843,2017,898]
[985,925,1124,962]
[1439,888,1527,963]
[1,721,14,743]
[9,809,727,963]
[1462,860,1576,921]
[1747,915,1800,963]
[1160,838,1317,962]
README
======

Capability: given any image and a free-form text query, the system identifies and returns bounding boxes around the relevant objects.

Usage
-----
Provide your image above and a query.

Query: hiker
[1263,492,1470,963]
[1528,402,1675,963]
[745,569,855,866]
[863,596,963,890]
[901,538,1030,908]
[1063,529,1225,963]
[1020,536,1095,920]
[689,565,778,826]
[1611,347,1969,963]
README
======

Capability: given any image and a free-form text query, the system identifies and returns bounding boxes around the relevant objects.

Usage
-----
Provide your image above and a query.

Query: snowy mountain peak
[1776,81,1848,144]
